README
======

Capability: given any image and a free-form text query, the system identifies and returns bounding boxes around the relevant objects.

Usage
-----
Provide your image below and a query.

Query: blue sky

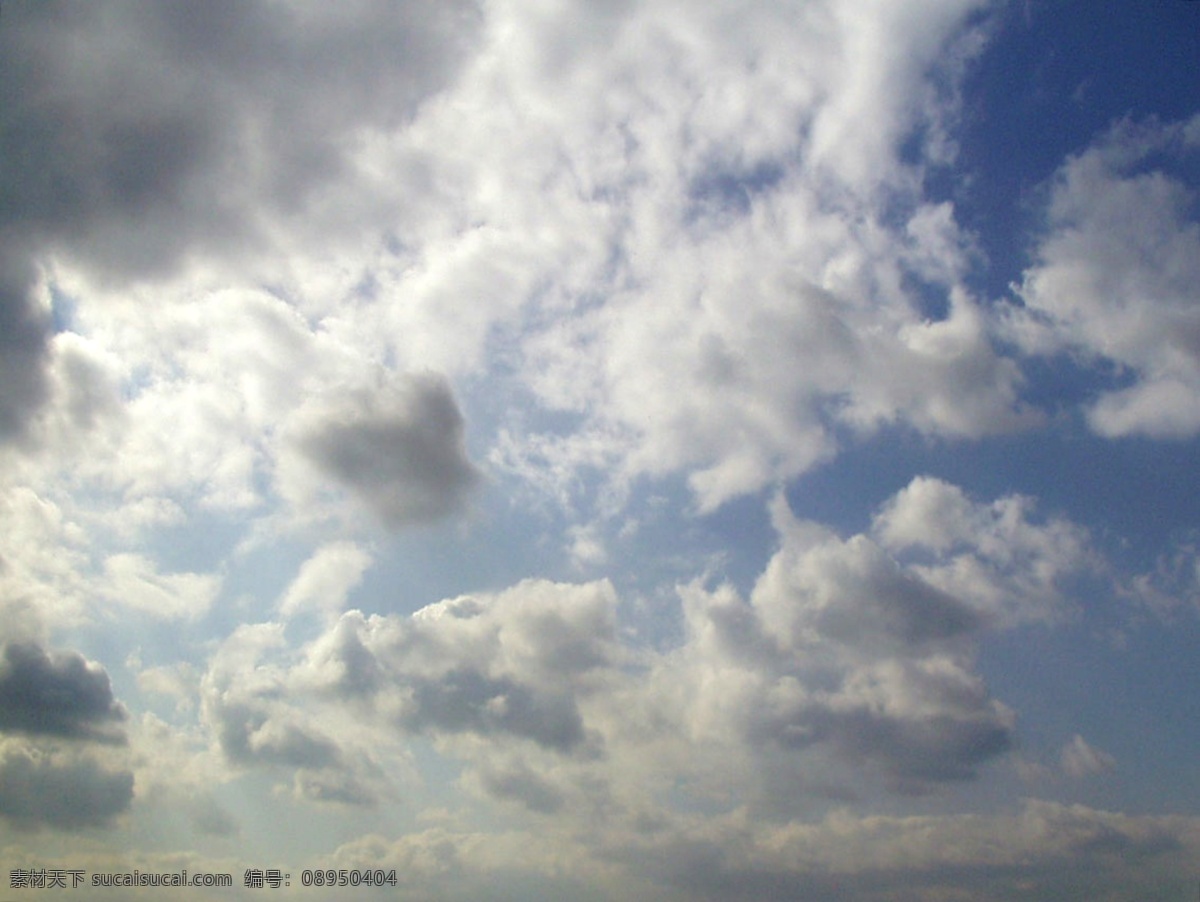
[2,2,1200,899]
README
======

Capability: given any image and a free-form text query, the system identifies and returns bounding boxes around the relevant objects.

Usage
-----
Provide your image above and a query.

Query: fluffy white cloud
[201,623,334,766]
[195,620,396,812]
[186,581,623,818]
[301,579,620,753]
[648,490,1020,798]
[873,475,1096,625]
[0,486,91,633]
[347,0,1023,512]
[1012,114,1200,437]
[3,0,1028,531]
[100,554,221,621]
[278,541,373,622]
[210,480,1096,818]
[9,469,1161,896]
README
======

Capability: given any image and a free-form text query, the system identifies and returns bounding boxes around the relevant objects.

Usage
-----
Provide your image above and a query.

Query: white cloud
[320,579,621,754]
[101,554,221,622]
[1060,734,1116,779]
[655,493,1019,797]
[1,2,1195,896]
[1012,114,1200,437]
[135,663,198,714]
[566,524,608,569]
[4,0,1027,531]
[1124,538,1200,616]
[378,0,1025,512]
[195,619,411,810]
[873,476,1096,625]
[249,479,1095,815]
[0,486,91,633]
[277,541,373,623]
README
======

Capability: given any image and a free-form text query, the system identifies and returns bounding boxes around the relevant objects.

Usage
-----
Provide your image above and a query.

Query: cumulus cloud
[500,479,1097,808]
[284,373,480,529]
[872,475,1096,625]
[233,477,1094,815]
[3,0,1029,525]
[291,765,387,809]
[661,491,1020,796]
[200,622,335,768]
[66,286,320,512]
[609,799,1199,902]
[302,579,619,752]
[0,642,134,833]
[32,285,481,538]
[195,479,1100,813]
[467,756,567,815]
[0,642,127,743]
[1011,114,1200,437]
[195,620,400,813]
[162,471,1175,896]
[184,581,621,822]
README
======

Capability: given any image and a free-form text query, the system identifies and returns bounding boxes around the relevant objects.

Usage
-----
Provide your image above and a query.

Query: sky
[1,1,1199,899]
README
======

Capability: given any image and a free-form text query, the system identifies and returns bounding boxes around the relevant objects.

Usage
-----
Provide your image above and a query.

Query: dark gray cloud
[0,0,480,439]
[213,701,340,769]
[475,761,565,814]
[403,669,585,752]
[0,0,479,276]
[0,743,134,830]
[746,683,1014,794]
[814,707,1013,792]
[292,768,380,808]
[804,549,984,654]
[0,250,52,443]
[0,642,127,742]
[755,532,986,660]
[295,374,481,527]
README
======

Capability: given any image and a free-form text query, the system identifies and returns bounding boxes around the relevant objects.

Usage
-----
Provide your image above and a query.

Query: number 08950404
[300,869,398,887]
